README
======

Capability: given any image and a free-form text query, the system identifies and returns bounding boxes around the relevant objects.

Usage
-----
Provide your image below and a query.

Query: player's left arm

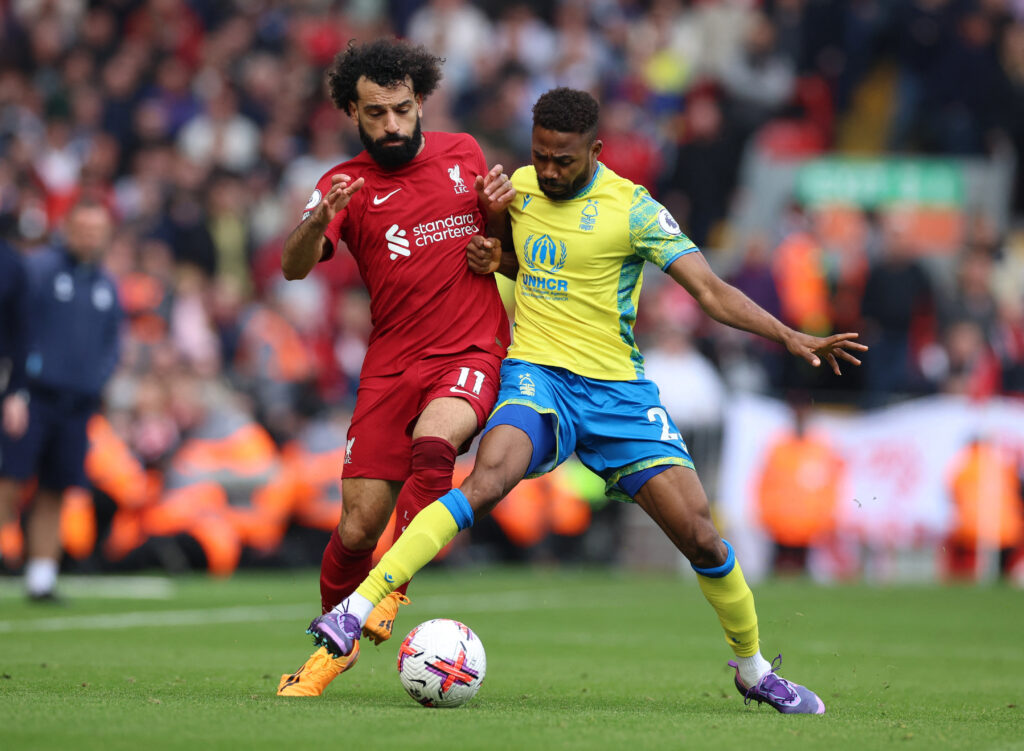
[666,252,867,375]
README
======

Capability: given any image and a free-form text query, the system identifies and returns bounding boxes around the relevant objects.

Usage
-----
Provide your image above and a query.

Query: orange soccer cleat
[362,592,412,645]
[276,642,360,697]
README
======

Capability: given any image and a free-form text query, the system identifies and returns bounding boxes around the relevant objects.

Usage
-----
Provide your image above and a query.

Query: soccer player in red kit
[276,39,514,697]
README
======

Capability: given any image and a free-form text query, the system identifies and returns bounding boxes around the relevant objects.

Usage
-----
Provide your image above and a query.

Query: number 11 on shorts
[451,367,486,397]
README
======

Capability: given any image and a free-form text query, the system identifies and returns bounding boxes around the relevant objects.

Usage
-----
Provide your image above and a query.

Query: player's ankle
[332,592,375,627]
[735,652,772,686]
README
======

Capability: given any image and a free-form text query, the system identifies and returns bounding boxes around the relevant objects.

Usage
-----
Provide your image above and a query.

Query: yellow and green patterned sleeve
[628,186,698,269]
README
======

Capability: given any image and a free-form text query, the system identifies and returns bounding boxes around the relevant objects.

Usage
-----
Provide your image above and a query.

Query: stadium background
[2,0,1024,585]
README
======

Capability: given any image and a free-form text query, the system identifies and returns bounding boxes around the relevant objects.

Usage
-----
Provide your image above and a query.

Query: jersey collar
[568,162,604,200]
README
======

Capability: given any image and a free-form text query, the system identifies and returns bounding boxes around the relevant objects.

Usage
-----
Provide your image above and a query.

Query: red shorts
[342,350,502,481]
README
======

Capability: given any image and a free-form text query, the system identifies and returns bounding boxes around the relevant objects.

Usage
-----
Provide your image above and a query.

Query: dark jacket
[0,241,28,396]
[19,246,122,398]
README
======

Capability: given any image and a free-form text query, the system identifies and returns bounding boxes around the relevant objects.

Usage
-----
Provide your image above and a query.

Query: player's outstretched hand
[475,165,515,216]
[466,235,501,275]
[786,332,868,376]
[319,173,364,222]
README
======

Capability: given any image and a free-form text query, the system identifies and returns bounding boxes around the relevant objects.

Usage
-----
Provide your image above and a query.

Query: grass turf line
[0,567,1022,751]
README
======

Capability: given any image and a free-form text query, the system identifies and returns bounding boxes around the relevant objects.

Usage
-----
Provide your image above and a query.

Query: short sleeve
[628,186,697,270]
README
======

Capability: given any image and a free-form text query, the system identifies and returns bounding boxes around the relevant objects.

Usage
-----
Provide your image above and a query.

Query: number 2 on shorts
[647,407,681,442]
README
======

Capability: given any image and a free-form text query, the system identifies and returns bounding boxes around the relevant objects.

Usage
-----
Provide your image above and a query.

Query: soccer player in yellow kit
[308,88,866,713]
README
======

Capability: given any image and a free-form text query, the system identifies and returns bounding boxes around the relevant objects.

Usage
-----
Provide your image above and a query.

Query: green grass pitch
[1,566,1022,751]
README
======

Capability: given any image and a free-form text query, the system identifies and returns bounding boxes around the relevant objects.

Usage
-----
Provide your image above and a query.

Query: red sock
[391,436,457,595]
[319,527,374,614]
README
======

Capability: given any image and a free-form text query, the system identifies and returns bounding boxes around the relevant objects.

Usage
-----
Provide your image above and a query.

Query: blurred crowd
[3,0,1024,571]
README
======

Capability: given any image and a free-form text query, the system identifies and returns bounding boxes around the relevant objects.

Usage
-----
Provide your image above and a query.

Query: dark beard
[537,169,591,201]
[359,117,423,169]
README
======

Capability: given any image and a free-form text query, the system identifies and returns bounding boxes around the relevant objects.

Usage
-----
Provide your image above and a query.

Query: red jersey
[303,132,510,378]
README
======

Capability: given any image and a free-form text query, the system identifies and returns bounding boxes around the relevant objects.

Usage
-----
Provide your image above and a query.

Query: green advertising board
[795,158,964,207]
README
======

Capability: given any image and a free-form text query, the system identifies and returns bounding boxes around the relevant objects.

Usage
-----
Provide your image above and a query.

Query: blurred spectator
[622,0,691,113]
[597,99,663,195]
[888,0,957,151]
[113,233,174,348]
[925,7,1005,155]
[858,210,937,405]
[0,201,122,600]
[937,318,1001,397]
[719,10,797,138]
[231,283,318,444]
[772,203,831,337]
[642,321,727,432]
[659,88,742,247]
[170,264,221,377]
[997,21,1024,213]
[463,61,536,168]
[726,232,787,389]
[332,286,372,407]
[205,170,253,294]
[407,0,493,99]
[549,0,614,93]
[143,56,201,138]
[0,238,27,404]
[941,244,1000,342]
[177,81,261,173]
[128,371,181,468]
[492,2,557,79]
[932,231,1005,396]
[754,397,845,575]
[160,186,217,276]
[945,437,1024,580]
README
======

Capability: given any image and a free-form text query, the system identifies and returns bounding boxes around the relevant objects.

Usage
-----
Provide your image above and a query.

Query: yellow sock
[694,543,760,657]
[355,500,461,605]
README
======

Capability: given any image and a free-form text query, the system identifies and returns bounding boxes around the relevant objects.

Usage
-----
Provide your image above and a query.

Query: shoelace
[339,612,362,640]
[744,654,798,706]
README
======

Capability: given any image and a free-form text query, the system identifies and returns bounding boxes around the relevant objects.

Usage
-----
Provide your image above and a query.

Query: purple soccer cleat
[728,654,826,715]
[307,612,361,659]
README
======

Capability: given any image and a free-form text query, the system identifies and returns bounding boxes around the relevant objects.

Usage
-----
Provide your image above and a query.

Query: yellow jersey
[507,162,697,380]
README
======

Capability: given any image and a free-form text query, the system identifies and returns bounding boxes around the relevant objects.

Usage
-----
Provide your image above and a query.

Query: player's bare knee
[461,472,506,516]
[689,529,728,569]
[338,512,389,550]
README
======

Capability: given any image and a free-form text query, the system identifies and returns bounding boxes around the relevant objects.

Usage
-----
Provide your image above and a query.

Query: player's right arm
[667,251,867,375]
[466,235,519,279]
[466,214,518,280]
[282,173,364,280]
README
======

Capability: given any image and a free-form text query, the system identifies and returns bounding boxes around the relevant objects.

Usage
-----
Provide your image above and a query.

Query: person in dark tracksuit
[0,238,27,399]
[0,201,122,600]
[0,237,28,573]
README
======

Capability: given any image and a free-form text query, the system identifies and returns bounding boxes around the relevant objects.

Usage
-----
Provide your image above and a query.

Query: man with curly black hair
[312,88,867,714]
[277,38,514,697]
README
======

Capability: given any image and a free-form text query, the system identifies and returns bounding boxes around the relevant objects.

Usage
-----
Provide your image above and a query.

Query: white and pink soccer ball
[396,618,486,708]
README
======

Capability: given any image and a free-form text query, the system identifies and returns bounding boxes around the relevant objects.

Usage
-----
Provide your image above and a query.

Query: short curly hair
[326,38,443,114]
[532,88,600,138]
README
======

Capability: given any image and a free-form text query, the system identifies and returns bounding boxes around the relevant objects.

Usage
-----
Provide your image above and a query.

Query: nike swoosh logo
[449,387,479,398]
[373,189,401,205]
